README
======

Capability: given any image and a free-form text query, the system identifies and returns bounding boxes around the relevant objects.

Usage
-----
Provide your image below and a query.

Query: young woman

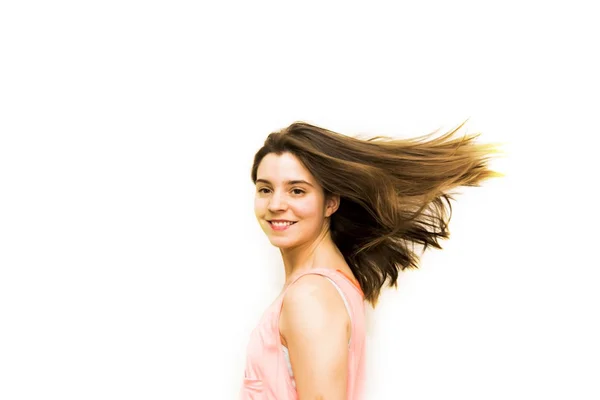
[240,121,501,399]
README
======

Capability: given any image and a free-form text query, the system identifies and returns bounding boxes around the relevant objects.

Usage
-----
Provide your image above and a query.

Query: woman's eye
[292,188,305,195]
[257,188,270,194]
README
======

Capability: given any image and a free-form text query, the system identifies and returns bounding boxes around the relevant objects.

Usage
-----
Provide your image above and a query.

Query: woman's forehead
[257,153,314,183]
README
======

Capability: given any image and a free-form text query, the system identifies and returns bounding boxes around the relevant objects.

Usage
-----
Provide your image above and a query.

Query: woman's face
[254,152,337,250]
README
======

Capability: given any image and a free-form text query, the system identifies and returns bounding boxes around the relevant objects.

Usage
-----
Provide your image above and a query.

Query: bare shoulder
[280,274,350,340]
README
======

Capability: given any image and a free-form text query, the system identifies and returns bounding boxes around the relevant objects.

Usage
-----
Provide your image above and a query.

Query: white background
[1,1,598,399]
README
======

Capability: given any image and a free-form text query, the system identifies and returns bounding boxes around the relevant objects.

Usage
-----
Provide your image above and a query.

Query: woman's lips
[268,221,297,231]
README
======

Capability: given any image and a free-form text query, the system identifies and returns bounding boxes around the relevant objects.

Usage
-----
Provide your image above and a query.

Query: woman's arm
[279,274,351,400]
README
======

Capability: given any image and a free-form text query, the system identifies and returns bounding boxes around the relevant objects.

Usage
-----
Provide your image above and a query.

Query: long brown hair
[251,120,503,306]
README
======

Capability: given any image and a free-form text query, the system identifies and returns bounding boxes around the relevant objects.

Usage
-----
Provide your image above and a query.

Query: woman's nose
[268,192,288,211]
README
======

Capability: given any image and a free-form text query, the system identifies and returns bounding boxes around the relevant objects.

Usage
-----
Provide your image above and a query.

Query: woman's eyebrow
[256,179,313,187]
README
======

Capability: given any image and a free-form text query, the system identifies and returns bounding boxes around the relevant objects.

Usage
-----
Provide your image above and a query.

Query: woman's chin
[268,237,296,249]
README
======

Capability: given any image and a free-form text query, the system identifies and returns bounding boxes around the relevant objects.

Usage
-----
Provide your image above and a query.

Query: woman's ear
[325,194,340,218]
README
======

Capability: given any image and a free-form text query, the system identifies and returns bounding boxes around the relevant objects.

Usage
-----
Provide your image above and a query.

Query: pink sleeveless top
[240,267,366,400]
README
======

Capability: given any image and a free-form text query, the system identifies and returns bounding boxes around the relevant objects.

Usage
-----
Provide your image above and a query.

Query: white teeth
[271,221,294,226]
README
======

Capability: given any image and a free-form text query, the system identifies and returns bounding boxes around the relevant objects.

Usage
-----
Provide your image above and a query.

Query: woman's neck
[280,230,345,285]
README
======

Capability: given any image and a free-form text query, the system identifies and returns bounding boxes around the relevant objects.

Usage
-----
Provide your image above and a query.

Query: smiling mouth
[269,221,297,226]
[268,221,297,230]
